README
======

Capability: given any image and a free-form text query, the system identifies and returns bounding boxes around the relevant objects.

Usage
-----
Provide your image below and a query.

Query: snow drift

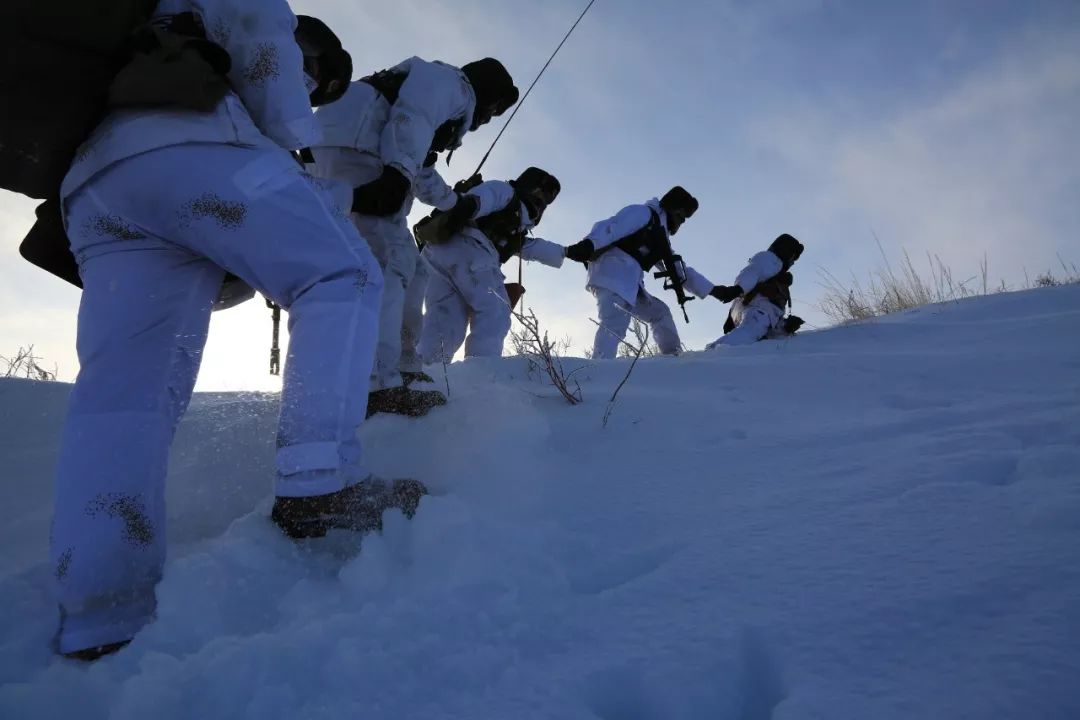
[1,285,1079,719]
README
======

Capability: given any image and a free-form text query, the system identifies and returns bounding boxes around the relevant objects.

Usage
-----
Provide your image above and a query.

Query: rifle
[653,241,693,323]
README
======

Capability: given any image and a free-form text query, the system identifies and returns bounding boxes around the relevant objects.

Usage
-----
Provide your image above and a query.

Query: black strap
[267,300,282,376]
[743,276,791,311]
[159,12,208,39]
[473,192,526,264]
[592,209,667,272]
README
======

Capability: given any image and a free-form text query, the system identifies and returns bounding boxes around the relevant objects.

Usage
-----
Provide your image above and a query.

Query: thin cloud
[3,2,1077,387]
[749,19,1080,284]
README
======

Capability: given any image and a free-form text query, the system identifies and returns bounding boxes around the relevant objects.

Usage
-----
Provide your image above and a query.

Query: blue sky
[1,0,1078,389]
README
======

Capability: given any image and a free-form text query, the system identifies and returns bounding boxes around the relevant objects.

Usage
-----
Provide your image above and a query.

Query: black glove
[783,315,805,334]
[453,174,483,194]
[413,195,478,247]
[423,151,438,168]
[444,194,479,235]
[352,166,411,217]
[709,285,742,303]
[564,239,594,264]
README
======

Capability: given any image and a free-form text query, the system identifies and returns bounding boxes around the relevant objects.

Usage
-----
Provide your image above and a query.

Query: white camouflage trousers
[351,210,420,390]
[590,286,681,359]
[705,300,782,349]
[52,143,382,654]
[418,240,513,362]
[399,251,429,374]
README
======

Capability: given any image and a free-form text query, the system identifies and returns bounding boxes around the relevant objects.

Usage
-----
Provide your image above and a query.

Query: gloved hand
[564,239,594,264]
[412,210,441,249]
[423,151,438,168]
[444,194,479,235]
[352,166,411,217]
[709,285,742,303]
[413,194,479,247]
[453,174,483,194]
[783,315,805,334]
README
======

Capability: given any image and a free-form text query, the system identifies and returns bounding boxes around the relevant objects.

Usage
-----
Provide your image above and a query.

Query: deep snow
[1,285,1079,719]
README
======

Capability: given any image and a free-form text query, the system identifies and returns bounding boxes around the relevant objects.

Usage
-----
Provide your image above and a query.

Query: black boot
[271,477,428,539]
[366,385,447,418]
[401,370,435,386]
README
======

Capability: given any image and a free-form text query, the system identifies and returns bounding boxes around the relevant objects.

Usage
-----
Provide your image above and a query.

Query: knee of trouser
[294,260,385,312]
[382,245,418,289]
[596,295,631,324]
[496,306,513,336]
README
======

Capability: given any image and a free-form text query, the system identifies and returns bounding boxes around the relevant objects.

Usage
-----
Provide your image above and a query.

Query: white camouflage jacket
[728,250,790,332]
[733,250,784,294]
[311,59,475,184]
[585,198,713,305]
[456,179,566,268]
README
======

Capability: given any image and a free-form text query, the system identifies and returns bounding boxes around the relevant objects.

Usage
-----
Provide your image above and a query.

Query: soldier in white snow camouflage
[308,56,519,416]
[48,0,422,661]
[706,233,806,348]
[564,187,716,359]
[417,167,569,361]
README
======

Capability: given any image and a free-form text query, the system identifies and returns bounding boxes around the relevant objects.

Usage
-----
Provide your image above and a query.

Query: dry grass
[818,240,1079,325]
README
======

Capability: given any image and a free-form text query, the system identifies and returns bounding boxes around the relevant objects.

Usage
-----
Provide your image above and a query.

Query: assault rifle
[653,242,693,323]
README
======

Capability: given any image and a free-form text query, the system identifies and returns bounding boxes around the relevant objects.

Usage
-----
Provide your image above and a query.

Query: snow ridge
[1,285,1079,719]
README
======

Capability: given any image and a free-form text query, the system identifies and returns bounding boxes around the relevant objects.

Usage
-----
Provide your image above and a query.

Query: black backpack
[0,0,160,200]
[2,1,158,287]
[3,1,234,287]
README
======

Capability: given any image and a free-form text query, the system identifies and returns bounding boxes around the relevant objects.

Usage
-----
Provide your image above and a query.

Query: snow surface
[2,285,1079,719]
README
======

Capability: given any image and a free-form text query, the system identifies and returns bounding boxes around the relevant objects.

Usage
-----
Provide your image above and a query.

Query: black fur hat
[295,15,352,106]
[511,167,560,222]
[513,167,561,198]
[462,58,519,128]
[768,233,804,266]
[660,186,699,217]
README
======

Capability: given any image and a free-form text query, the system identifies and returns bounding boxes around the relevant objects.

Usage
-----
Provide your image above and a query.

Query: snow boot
[401,370,435,386]
[366,385,446,418]
[271,477,428,539]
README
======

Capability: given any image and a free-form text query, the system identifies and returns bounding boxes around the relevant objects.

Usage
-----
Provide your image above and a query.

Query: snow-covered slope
[2,285,1079,719]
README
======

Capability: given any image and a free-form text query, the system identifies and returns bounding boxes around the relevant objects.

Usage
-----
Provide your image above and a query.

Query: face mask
[667,213,685,236]
[522,195,543,224]
[470,101,500,131]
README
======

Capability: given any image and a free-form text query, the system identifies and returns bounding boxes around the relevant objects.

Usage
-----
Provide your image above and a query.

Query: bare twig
[0,345,57,381]
[621,318,662,358]
[500,295,583,405]
[602,323,649,428]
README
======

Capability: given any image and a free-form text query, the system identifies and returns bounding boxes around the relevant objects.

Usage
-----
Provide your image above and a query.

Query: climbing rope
[472,0,596,303]
[470,0,598,178]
